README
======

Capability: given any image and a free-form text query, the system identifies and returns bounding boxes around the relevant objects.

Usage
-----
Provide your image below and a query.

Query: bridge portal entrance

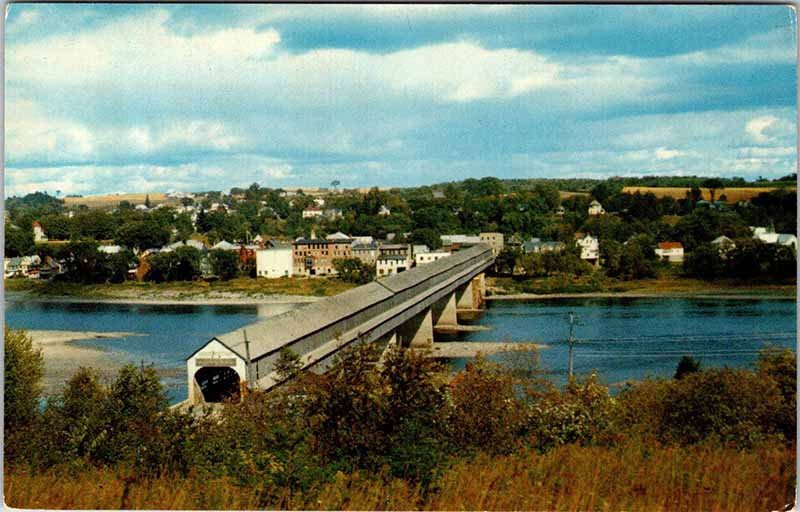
[194,366,241,403]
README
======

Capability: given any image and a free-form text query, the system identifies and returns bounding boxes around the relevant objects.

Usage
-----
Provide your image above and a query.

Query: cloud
[4,156,294,197]
[654,147,684,160]
[745,115,793,144]
[4,4,797,195]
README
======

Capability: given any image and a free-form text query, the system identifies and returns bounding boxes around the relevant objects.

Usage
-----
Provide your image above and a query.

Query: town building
[326,231,352,242]
[256,244,293,278]
[32,221,48,242]
[415,251,451,266]
[211,240,241,251]
[710,236,736,255]
[302,207,324,219]
[376,255,409,276]
[292,237,352,277]
[411,244,430,257]
[378,205,391,216]
[654,242,685,263]
[4,255,41,278]
[750,227,797,250]
[98,245,123,254]
[575,233,600,266]
[523,238,566,254]
[352,240,379,265]
[324,208,343,220]
[479,232,504,256]
[588,200,606,216]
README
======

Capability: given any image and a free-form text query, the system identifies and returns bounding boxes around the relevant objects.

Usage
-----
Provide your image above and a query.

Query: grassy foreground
[4,276,357,300]
[6,440,793,510]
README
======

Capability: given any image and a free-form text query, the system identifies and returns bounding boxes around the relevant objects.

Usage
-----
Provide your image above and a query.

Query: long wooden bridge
[185,244,494,404]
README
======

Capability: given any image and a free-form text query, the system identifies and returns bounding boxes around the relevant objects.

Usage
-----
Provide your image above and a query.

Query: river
[5,295,796,402]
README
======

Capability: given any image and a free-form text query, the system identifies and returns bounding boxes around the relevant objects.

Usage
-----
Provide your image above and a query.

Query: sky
[4,4,797,197]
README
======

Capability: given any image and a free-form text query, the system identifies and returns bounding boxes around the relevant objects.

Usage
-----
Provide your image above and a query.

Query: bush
[447,358,523,454]
[332,258,375,284]
[210,249,240,280]
[4,328,44,463]
[756,347,796,440]
[618,367,785,446]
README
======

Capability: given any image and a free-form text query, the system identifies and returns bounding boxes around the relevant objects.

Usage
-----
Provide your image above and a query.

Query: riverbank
[27,330,141,395]
[488,275,796,300]
[4,277,351,304]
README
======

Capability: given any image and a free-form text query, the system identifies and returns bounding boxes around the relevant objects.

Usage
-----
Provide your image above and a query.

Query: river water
[4,295,796,402]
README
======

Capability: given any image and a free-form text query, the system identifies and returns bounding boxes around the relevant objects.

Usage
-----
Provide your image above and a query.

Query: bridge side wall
[246,247,492,388]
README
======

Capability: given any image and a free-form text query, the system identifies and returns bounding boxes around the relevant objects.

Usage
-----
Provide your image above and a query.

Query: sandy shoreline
[27,330,141,395]
[6,293,320,306]
[487,292,796,301]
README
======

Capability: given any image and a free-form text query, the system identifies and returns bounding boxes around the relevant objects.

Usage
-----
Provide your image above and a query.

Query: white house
[302,207,324,219]
[415,251,451,266]
[32,221,48,242]
[313,197,326,207]
[98,245,123,254]
[575,233,600,266]
[256,246,293,278]
[212,240,241,251]
[376,255,409,276]
[588,200,606,216]
[750,226,797,250]
[710,236,736,254]
[378,205,391,216]
[4,255,41,278]
[326,231,352,241]
[654,242,684,263]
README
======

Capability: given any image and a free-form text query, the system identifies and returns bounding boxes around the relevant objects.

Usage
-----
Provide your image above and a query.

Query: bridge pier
[432,292,459,328]
[396,308,434,348]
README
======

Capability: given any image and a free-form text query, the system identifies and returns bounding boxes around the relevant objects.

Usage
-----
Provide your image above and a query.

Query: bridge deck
[207,244,494,364]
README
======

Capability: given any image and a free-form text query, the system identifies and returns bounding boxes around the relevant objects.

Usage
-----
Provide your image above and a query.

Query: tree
[683,243,724,280]
[116,219,170,251]
[333,258,375,284]
[4,223,35,257]
[274,348,303,382]
[674,355,701,379]
[702,178,725,203]
[4,328,44,434]
[144,194,151,208]
[210,249,240,280]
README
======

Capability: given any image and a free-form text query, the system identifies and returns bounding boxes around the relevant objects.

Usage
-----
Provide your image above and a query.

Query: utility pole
[567,312,577,380]
[243,329,254,389]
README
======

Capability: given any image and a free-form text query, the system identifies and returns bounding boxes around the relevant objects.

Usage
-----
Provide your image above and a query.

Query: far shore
[5,292,320,306]
[487,291,796,301]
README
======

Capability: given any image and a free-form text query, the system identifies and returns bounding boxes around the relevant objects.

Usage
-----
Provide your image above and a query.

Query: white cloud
[4,156,294,197]
[745,115,793,144]
[654,147,684,160]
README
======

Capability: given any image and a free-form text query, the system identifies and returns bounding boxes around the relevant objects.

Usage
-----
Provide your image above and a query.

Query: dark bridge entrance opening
[195,367,241,403]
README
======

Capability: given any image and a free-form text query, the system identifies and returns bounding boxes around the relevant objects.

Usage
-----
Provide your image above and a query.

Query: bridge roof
[206,243,492,362]
[377,244,491,294]
[215,281,393,360]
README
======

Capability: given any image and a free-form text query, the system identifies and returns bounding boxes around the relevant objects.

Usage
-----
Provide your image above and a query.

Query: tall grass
[6,440,794,510]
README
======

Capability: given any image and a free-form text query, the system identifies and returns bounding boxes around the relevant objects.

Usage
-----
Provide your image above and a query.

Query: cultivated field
[63,193,180,209]
[622,186,794,203]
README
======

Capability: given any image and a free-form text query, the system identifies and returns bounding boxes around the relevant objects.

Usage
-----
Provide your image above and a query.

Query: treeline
[685,239,797,280]
[6,178,796,271]
[5,327,795,508]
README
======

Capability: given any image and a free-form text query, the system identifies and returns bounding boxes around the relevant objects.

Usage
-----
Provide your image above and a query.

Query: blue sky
[4,4,797,196]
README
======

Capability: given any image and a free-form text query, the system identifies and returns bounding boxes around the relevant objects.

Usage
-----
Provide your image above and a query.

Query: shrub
[756,347,796,440]
[525,373,615,450]
[4,328,44,463]
[447,358,523,454]
[674,355,701,379]
[618,368,785,446]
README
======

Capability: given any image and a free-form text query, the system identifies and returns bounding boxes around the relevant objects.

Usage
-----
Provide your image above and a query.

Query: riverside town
[4,3,797,511]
